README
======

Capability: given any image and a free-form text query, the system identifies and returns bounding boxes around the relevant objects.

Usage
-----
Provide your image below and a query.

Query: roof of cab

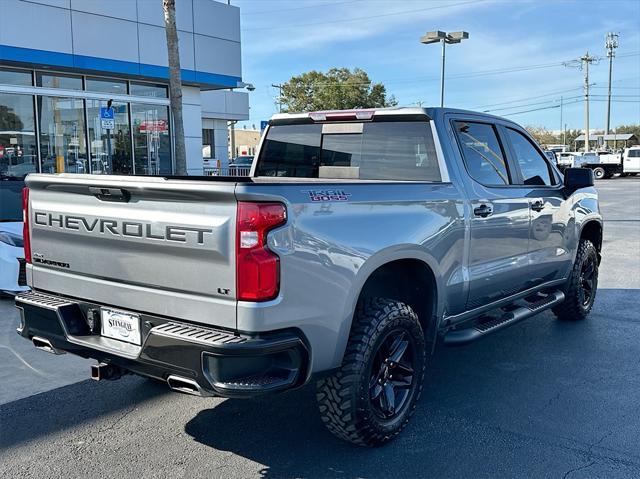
[268,106,511,125]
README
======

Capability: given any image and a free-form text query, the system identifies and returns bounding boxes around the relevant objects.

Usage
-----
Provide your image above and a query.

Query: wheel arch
[580,219,603,254]
[333,250,443,367]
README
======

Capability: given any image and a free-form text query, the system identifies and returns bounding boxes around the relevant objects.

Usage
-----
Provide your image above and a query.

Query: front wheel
[316,298,426,447]
[593,167,605,180]
[553,239,599,321]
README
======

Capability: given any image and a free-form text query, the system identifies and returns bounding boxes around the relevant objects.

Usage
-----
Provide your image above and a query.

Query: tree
[525,126,559,146]
[614,124,640,143]
[279,68,397,113]
[163,0,187,175]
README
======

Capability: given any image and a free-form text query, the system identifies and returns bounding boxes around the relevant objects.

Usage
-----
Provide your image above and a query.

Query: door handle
[473,204,493,218]
[530,200,544,212]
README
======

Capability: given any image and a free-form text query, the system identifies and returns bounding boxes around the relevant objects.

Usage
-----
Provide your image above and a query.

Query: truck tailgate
[26,174,237,329]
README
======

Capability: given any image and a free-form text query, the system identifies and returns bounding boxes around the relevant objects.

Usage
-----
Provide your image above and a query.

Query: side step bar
[443,290,565,346]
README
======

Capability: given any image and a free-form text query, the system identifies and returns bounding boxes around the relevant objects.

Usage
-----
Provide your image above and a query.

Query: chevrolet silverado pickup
[15,107,602,446]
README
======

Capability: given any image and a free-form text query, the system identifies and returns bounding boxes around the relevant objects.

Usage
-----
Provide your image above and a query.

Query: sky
[233,0,640,132]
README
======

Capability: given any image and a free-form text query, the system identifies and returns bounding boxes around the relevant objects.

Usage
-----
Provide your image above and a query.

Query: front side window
[256,121,440,181]
[505,128,553,186]
[37,96,88,174]
[0,93,37,178]
[454,121,510,185]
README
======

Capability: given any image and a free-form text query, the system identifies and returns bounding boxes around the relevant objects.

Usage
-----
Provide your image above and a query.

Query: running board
[443,290,565,347]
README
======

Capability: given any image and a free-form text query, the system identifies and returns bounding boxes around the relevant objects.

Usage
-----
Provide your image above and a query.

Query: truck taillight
[22,187,31,264]
[236,202,286,301]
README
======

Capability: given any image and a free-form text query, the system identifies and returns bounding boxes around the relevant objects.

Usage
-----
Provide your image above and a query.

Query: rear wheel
[593,167,605,180]
[316,298,426,447]
[553,239,599,321]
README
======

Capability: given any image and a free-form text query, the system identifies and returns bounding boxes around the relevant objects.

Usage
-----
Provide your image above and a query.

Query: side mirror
[564,167,594,191]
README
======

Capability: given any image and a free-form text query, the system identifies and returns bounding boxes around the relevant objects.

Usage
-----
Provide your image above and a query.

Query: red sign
[139,120,168,133]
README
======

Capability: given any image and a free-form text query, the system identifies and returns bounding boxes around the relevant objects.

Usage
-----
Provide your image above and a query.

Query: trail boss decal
[303,189,351,202]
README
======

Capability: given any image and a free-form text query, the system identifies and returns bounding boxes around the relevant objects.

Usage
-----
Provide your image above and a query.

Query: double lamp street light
[420,30,469,107]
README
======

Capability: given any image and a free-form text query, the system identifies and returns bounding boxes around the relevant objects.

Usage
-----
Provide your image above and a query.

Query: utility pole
[564,52,599,153]
[605,32,619,136]
[559,95,563,145]
[581,52,598,153]
[271,83,283,113]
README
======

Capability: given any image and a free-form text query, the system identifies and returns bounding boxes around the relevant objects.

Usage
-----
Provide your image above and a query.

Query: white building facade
[0,0,248,177]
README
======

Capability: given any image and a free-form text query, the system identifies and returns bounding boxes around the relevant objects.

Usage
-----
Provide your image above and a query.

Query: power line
[243,0,486,31]
[473,86,584,109]
[483,95,583,113]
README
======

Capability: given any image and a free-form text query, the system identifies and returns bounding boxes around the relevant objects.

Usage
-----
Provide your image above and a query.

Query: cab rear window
[256,121,441,181]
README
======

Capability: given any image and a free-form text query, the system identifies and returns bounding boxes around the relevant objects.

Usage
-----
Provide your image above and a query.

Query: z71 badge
[304,189,351,202]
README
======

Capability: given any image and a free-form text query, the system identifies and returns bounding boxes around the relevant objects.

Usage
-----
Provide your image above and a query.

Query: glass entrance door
[131,103,171,175]
[87,100,132,174]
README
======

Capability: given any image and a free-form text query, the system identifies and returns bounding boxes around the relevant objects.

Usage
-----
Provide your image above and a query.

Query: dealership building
[0,0,249,177]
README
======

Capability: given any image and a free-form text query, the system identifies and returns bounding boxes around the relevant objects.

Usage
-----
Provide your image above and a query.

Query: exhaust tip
[167,375,204,396]
[32,336,65,355]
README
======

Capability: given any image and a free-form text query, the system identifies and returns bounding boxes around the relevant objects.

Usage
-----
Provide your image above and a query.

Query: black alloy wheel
[368,330,417,420]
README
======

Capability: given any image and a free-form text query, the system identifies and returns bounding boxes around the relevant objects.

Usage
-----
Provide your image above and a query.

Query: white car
[0,221,28,294]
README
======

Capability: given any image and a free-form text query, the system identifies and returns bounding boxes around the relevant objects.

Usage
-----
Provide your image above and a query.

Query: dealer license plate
[100,308,142,345]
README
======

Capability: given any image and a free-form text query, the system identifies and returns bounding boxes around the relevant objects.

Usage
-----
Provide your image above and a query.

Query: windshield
[256,121,441,181]
[0,178,24,221]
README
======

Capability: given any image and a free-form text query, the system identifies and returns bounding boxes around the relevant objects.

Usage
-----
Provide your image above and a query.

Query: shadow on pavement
[0,376,168,450]
[184,288,640,478]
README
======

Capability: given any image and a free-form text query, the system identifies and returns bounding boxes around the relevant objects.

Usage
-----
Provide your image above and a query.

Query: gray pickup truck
[16,107,602,446]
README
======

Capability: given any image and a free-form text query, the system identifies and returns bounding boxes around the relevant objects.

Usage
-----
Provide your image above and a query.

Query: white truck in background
[574,147,640,179]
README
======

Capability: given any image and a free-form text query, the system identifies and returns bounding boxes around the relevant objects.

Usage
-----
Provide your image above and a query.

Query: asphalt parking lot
[1,178,639,478]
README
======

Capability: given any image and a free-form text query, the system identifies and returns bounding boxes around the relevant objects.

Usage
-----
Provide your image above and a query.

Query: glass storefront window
[86,77,128,95]
[87,100,132,175]
[131,104,171,175]
[0,68,33,86]
[0,93,37,178]
[37,96,88,173]
[130,82,168,98]
[202,129,214,158]
[36,72,83,90]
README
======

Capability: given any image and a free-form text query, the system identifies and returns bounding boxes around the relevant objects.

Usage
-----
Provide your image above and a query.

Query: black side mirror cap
[564,167,594,191]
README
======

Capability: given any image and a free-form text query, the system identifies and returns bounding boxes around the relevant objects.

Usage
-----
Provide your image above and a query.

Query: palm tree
[163,0,187,175]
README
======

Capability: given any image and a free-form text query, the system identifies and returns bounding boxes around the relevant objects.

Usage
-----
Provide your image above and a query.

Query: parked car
[0,176,28,295]
[16,107,601,446]
[228,155,254,176]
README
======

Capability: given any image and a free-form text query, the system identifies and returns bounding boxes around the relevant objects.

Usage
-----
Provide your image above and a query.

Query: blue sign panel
[260,120,269,132]
[100,107,115,120]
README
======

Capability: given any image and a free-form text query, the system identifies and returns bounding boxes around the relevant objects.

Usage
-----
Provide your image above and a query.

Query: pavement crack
[562,460,596,479]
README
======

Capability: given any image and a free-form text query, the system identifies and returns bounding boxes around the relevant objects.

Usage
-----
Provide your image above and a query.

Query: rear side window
[256,121,441,181]
[504,128,553,186]
[454,121,510,185]
[629,149,640,158]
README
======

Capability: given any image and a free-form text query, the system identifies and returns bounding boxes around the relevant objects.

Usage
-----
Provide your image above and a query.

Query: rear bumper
[15,290,310,398]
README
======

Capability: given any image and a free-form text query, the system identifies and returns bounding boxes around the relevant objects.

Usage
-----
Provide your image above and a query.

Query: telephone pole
[605,32,619,135]
[564,52,599,153]
[559,95,563,145]
[271,83,284,113]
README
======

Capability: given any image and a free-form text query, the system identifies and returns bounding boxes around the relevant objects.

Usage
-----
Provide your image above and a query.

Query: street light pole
[420,31,469,108]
